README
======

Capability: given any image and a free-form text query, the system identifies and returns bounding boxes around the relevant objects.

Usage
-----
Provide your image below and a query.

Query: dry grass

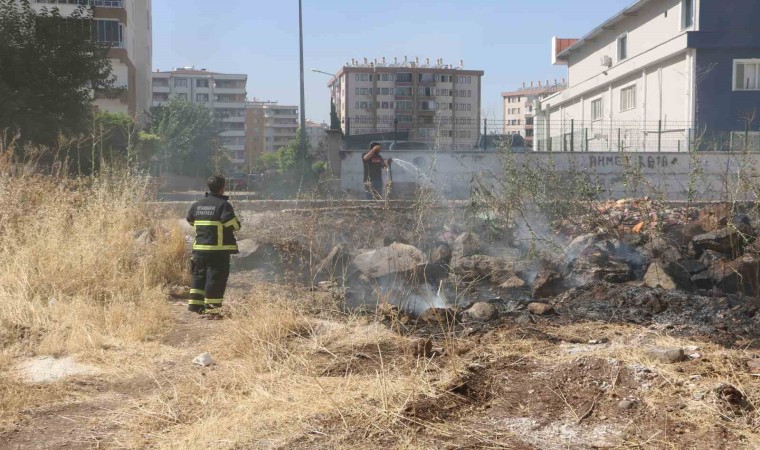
[0,142,186,426]
[117,284,452,449]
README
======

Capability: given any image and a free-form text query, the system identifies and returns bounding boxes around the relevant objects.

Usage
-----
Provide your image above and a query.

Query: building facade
[305,120,328,150]
[152,68,248,171]
[536,0,760,152]
[328,58,484,150]
[31,0,153,120]
[502,80,566,147]
[245,101,298,169]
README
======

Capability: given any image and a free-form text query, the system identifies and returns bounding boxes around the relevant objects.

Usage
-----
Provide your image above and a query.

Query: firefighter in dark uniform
[186,175,241,318]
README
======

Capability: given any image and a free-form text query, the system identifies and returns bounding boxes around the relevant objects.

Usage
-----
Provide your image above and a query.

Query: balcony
[219,116,245,123]
[34,0,123,6]
[102,40,125,49]
[220,130,245,137]
[214,101,246,108]
[223,144,245,152]
[92,0,124,6]
[213,87,247,95]
[152,85,170,93]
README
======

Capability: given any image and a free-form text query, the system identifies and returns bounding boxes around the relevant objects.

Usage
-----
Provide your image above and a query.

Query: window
[176,93,187,101]
[359,73,369,81]
[196,79,209,88]
[395,87,413,96]
[396,73,413,83]
[418,87,434,96]
[681,0,694,29]
[359,102,369,110]
[397,114,413,123]
[93,19,123,47]
[196,93,209,103]
[617,34,628,61]
[419,73,435,83]
[174,78,188,88]
[620,85,636,111]
[591,98,603,121]
[420,101,438,111]
[734,60,760,91]
[396,100,413,110]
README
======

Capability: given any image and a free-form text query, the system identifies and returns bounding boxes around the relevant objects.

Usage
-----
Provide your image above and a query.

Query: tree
[254,129,313,175]
[149,99,222,176]
[253,130,327,197]
[0,0,115,145]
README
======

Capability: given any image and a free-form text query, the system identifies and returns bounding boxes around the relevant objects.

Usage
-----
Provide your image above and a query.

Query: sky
[152,0,634,123]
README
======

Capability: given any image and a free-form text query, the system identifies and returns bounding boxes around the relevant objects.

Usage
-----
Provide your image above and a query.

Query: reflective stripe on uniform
[190,289,206,296]
[204,298,223,305]
[223,217,241,231]
[188,299,205,305]
[192,220,237,251]
[192,244,239,251]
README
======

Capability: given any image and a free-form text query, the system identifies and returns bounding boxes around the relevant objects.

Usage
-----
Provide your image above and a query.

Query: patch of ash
[498,417,624,449]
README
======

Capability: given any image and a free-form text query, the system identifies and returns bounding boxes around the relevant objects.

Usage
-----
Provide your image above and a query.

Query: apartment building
[305,120,328,149]
[328,58,484,150]
[151,68,248,171]
[502,80,566,148]
[536,0,760,152]
[31,0,153,120]
[245,101,299,169]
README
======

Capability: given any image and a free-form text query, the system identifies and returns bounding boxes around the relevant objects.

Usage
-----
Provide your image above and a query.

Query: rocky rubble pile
[230,201,759,343]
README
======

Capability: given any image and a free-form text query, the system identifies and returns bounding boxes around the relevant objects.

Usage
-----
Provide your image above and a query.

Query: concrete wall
[340,149,760,201]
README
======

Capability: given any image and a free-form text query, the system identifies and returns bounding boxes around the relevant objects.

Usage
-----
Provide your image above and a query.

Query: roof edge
[556,0,652,60]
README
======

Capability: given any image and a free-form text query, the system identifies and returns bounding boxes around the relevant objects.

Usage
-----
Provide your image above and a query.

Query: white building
[305,120,328,149]
[152,68,248,171]
[502,80,566,148]
[328,57,484,150]
[536,0,701,152]
[31,0,153,120]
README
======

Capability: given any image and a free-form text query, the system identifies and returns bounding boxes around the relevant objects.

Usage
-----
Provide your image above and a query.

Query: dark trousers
[189,252,231,315]
[365,177,384,200]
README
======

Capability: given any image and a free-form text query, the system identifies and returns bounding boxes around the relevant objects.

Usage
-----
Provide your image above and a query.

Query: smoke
[374,276,449,315]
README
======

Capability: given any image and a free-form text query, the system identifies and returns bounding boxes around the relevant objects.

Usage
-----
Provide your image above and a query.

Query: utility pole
[298,0,307,160]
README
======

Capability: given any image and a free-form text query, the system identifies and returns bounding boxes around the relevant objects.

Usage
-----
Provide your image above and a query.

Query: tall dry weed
[0,141,186,359]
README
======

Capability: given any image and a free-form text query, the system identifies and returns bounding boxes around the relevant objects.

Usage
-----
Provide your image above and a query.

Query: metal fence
[343,117,760,153]
[534,120,760,153]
